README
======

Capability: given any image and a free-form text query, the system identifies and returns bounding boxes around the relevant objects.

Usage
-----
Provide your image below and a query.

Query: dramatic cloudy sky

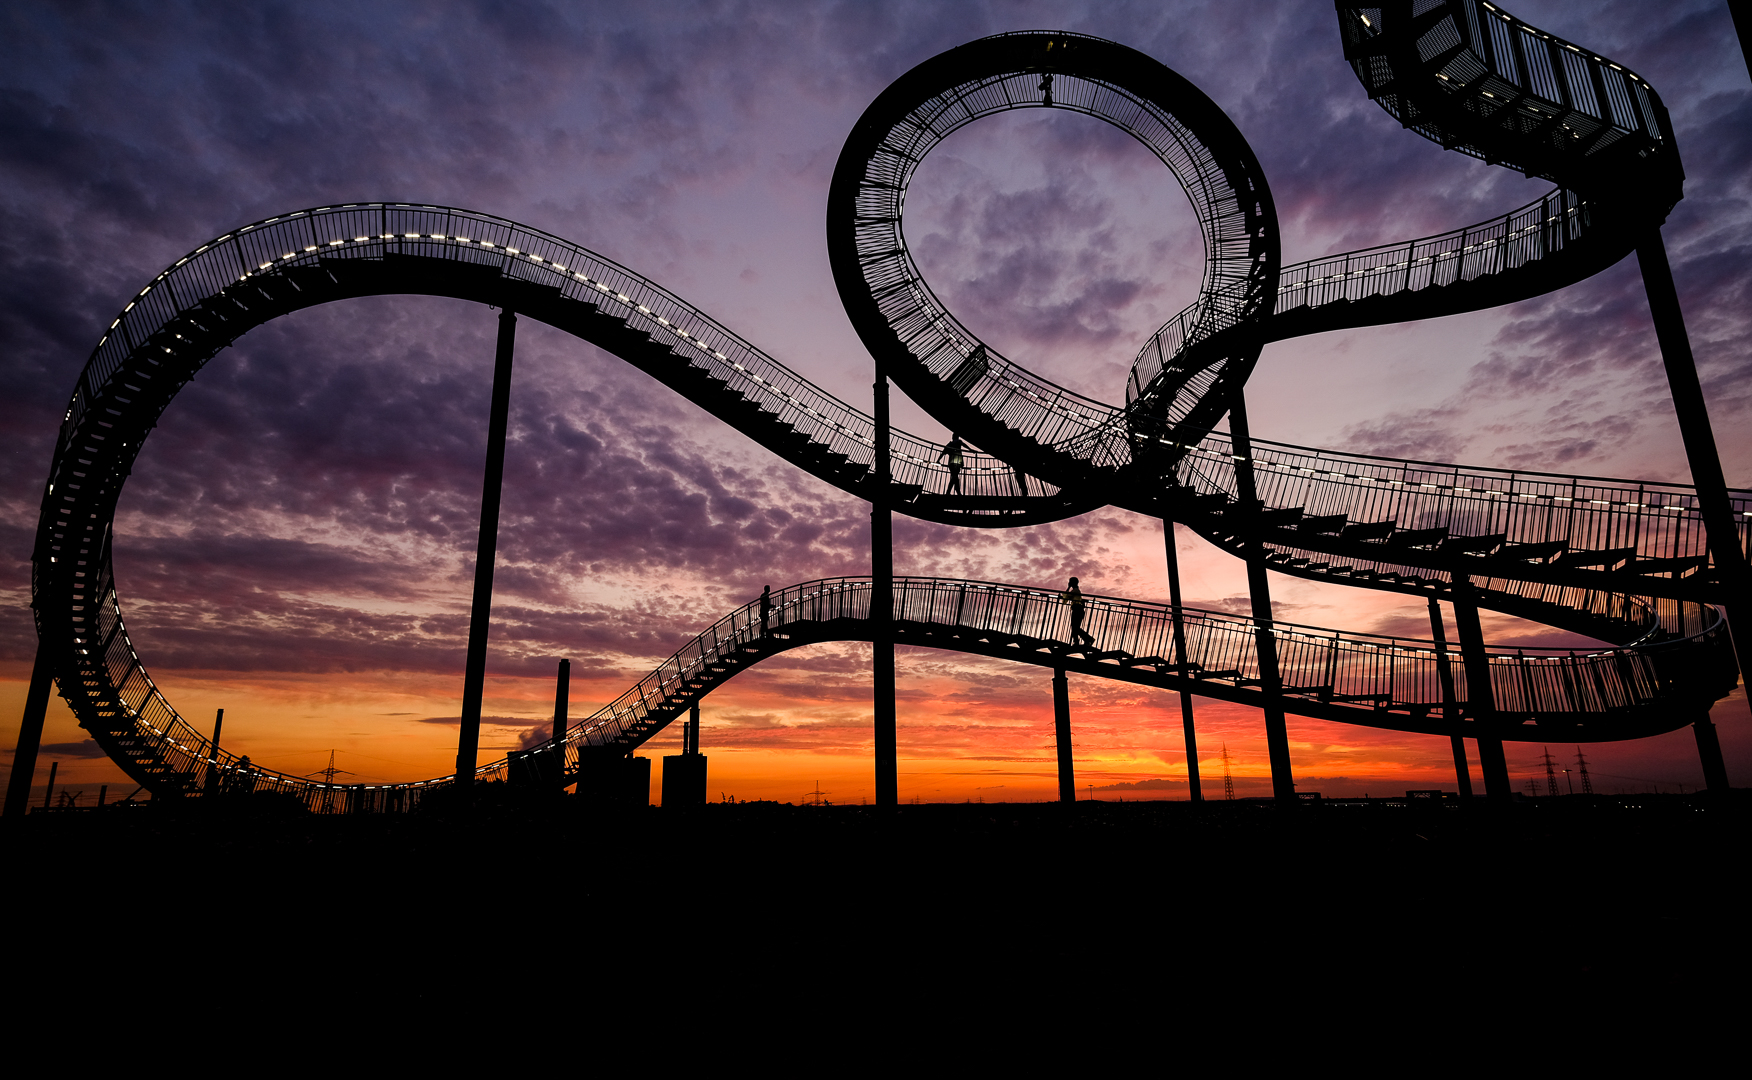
[2,1,1748,803]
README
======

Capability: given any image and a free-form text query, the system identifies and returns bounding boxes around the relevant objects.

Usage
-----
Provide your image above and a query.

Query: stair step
[1497,540,1566,563]
[1440,533,1505,555]
[1389,527,1448,548]
[1558,546,1634,568]
[1121,655,1170,668]
[1298,514,1348,534]
[1627,555,1707,575]
[1341,520,1396,541]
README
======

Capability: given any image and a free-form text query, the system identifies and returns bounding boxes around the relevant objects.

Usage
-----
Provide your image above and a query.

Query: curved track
[29,2,1746,808]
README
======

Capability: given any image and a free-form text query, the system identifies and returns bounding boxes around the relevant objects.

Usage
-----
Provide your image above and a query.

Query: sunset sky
[2,1,1748,805]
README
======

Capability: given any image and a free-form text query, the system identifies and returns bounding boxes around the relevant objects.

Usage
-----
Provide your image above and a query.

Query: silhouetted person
[1040,72,1054,107]
[1013,464,1028,497]
[941,434,966,495]
[1063,576,1096,648]
[759,585,773,638]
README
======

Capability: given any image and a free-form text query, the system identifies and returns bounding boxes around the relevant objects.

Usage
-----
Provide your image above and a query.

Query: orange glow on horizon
[8,648,1739,805]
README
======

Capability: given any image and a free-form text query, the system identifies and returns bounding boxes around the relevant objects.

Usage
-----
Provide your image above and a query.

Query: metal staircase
[26,7,1743,810]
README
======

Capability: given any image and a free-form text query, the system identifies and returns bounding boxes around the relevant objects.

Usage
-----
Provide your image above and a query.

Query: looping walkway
[24,4,1743,810]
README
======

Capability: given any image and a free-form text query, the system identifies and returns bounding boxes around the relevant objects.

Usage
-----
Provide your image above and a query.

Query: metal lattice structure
[22,6,1744,810]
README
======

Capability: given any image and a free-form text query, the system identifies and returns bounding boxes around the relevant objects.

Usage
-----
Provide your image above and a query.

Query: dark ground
[5,791,1747,1038]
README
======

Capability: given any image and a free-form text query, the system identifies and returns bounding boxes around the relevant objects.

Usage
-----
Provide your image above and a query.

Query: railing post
[456,306,517,789]
[1164,521,1201,802]
[1636,230,1742,792]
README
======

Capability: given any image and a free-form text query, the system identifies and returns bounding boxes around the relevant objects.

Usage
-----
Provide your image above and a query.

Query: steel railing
[54,203,1068,511]
[66,571,1729,813]
[845,59,1272,471]
[1164,430,1752,583]
[1274,188,1588,314]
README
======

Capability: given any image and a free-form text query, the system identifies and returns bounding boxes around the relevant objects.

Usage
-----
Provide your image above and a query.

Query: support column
[456,308,517,789]
[872,364,897,807]
[1452,575,1510,800]
[1637,233,1742,792]
[203,708,224,795]
[552,658,570,747]
[3,640,55,818]
[552,658,570,791]
[1053,666,1074,804]
[1694,715,1730,794]
[1733,0,1752,84]
[1228,392,1296,805]
[1164,521,1202,802]
[1427,598,1473,799]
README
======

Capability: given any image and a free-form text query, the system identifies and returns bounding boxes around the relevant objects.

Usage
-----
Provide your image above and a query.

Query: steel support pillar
[1228,392,1296,805]
[1636,232,1742,792]
[3,640,55,818]
[1053,666,1074,803]
[872,366,897,807]
[1732,1,1752,111]
[1427,598,1473,799]
[1164,521,1202,802]
[1694,715,1731,794]
[203,708,224,795]
[1452,576,1510,800]
[456,308,517,788]
[552,658,570,789]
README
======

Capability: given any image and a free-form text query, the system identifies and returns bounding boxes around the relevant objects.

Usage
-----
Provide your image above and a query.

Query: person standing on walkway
[940,434,966,495]
[1063,577,1096,648]
[759,585,774,638]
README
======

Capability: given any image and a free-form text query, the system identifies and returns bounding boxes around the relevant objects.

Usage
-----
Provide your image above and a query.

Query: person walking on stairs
[1063,576,1096,649]
[940,434,966,495]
